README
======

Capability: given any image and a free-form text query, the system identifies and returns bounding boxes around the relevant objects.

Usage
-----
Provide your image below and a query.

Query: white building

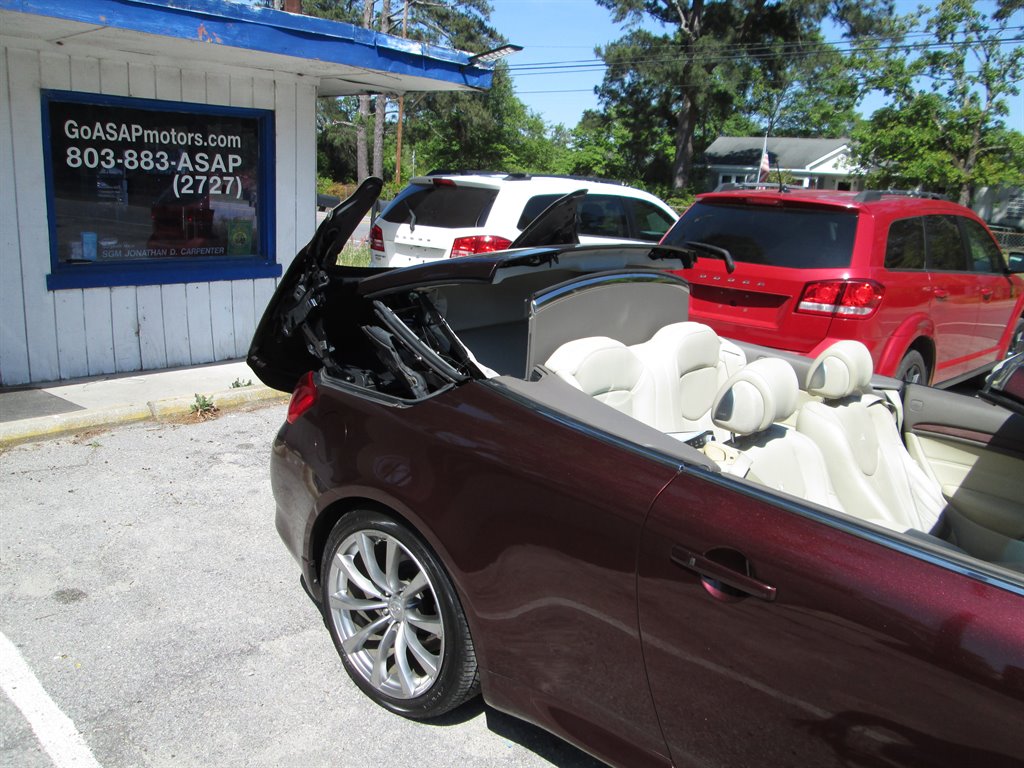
[703,137,860,191]
[1,0,493,385]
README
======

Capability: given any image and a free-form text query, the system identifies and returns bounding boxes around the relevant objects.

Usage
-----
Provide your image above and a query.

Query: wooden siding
[0,43,316,386]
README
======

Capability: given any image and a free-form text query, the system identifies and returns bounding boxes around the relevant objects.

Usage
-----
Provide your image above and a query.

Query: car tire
[320,510,479,719]
[896,350,929,385]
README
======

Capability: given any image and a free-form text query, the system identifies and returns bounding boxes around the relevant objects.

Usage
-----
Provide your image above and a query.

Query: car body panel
[269,364,1024,767]
[271,377,678,768]
[975,272,1019,359]
[640,467,1024,766]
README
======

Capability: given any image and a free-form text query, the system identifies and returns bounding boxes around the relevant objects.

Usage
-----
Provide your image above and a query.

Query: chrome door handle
[671,546,777,602]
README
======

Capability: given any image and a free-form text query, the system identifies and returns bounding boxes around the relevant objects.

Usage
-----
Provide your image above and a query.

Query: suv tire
[896,350,929,385]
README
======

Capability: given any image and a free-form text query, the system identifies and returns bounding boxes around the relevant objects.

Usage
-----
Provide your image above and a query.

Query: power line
[507,29,1024,75]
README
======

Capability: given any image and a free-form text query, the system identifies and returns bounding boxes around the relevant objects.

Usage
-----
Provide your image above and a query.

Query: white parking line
[0,631,103,768]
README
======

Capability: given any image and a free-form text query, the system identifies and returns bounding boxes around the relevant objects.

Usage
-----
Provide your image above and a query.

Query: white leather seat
[795,340,946,532]
[632,322,745,441]
[545,336,657,425]
[709,357,844,511]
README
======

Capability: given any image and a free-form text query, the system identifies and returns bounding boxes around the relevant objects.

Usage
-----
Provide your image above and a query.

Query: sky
[488,0,1024,134]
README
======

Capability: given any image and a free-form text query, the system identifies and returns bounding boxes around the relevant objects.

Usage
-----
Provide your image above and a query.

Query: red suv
[661,188,1024,385]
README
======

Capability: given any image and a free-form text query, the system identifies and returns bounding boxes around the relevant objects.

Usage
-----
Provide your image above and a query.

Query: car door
[925,215,981,380]
[902,381,1024,556]
[637,467,1024,766]
[959,216,1019,366]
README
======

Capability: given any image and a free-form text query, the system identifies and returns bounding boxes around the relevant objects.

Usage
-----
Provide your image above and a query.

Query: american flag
[758,133,770,182]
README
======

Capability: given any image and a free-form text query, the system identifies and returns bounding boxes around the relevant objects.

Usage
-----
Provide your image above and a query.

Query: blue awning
[0,0,494,95]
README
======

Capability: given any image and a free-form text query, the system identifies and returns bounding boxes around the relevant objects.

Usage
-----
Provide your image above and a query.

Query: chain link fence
[991,227,1024,255]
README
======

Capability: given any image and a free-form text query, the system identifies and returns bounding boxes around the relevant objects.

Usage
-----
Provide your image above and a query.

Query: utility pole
[394,0,409,186]
[356,0,373,182]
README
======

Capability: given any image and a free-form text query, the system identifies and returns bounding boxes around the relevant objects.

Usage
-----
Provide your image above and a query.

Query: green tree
[743,36,862,138]
[851,0,1024,204]
[305,0,505,183]
[405,65,563,173]
[593,0,896,191]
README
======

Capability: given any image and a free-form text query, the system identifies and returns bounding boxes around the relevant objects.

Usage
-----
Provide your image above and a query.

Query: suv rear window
[663,201,857,269]
[381,184,498,228]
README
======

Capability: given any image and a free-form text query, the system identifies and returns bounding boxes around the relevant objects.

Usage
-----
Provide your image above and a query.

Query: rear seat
[544,328,844,512]
[632,322,745,442]
[707,357,844,511]
[543,336,658,425]
[545,322,745,442]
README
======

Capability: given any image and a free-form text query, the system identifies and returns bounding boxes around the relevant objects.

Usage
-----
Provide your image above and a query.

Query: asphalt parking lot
[0,403,602,768]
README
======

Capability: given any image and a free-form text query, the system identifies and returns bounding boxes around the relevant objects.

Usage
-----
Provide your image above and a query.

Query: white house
[0,0,494,386]
[703,137,860,191]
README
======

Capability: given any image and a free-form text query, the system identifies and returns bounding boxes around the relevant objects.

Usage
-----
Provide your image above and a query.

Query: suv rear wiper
[684,240,735,273]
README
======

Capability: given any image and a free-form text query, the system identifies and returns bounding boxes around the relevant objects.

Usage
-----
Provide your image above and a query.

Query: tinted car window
[885,217,926,270]
[662,201,857,268]
[578,195,630,238]
[380,185,498,228]
[925,215,967,271]
[517,194,562,229]
[959,218,1003,273]
[627,199,676,242]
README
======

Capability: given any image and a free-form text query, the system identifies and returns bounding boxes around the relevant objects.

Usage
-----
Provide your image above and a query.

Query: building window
[42,91,279,290]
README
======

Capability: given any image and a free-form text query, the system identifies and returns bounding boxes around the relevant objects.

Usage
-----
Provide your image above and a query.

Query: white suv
[369,172,678,268]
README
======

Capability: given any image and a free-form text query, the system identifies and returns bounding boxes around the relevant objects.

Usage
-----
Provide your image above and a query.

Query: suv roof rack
[424,170,627,186]
[854,189,949,202]
[425,169,519,178]
[713,182,791,193]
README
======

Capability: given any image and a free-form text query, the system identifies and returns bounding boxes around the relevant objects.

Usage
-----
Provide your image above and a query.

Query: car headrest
[651,322,721,371]
[545,336,645,395]
[711,358,799,436]
[805,340,874,400]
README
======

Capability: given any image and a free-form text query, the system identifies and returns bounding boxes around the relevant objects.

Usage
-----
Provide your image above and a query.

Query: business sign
[44,93,268,269]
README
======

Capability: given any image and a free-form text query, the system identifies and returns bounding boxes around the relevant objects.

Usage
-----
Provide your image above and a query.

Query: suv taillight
[369,224,385,252]
[449,235,513,258]
[797,280,884,317]
[286,371,317,424]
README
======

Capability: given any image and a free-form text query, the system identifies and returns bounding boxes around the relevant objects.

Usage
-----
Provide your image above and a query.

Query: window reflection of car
[149,188,215,245]
[96,167,127,204]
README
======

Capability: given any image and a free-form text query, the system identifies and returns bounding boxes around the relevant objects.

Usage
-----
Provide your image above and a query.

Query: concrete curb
[0,384,288,448]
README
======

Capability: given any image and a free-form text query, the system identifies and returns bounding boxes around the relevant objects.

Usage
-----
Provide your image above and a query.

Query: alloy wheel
[325,530,444,699]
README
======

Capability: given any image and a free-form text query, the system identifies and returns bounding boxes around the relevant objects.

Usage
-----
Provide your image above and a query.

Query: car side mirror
[1007,250,1023,273]
[980,353,1024,415]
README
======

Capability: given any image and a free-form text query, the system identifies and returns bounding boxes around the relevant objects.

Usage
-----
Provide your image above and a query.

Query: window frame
[884,217,927,271]
[41,90,279,291]
[923,215,970,273]
[957,217,1004,274]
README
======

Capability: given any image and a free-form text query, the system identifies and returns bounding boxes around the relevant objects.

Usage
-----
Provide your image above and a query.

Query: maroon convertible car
[249,179,1024,768]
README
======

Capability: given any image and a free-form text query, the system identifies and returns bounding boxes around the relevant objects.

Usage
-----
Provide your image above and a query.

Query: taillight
[797,280,884,317]
[449,235,513,258]
[369,224,385,252]
[286,371,317,424]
